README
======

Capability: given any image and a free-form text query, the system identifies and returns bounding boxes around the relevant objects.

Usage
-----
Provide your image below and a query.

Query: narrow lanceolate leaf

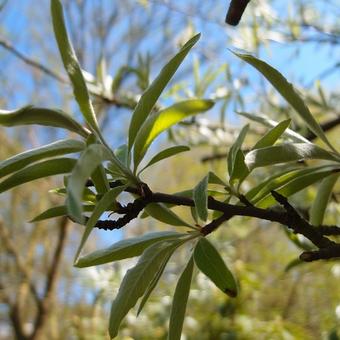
[30,204,94,222]
[139,145,190,174]
[168,256,194,340]
[0,158,76,194]
[128,33,201,149]
[51,0,101,137]
[233,52,335,151]
[253,119,291,149]
[134,99,214,170]
[75,231,185,268]
[86,135,110,195]
[145,203,192,228]
[245,165,337,204]
[257,168,338,208]
[227,124,249,176]
[238,112,310,143]
[109,240,182,339]
[0,139,85,179]
[74,185,126,262]
[0,106,89,137]
[137,247,176,316]
[66,144,112,223]
[194,238,238,297]
[310,172,339,226]
[245,143,339,171]
[193,175,209,222]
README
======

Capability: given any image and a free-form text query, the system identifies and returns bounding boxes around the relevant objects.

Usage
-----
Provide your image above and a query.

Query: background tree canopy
[0,1,339,339]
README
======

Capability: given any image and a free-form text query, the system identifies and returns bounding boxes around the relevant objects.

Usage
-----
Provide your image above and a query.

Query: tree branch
[83,181,340,261]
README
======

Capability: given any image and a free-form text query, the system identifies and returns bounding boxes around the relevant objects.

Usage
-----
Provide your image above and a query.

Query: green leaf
[253,119,291,149]
[66,144,112,223]
[137,248,175,316]
[145,203,192,228]
[245,143,339,171]
[193,175,209,222]
[246,165,336,204]
[114,144,130,167]
[76,231,185,268]
[233,52,335,151]
[109,240,182,338]
[0,139,85,179]
[139,145,190,174]
[238,112,310,143]
[168,256,194,340]
[134,99,214,170]
[0,106,89,138]
[229,149,249,185]
[228,124,249,176]
[207,171,227,186]
[49,186,96,202]
[284,258,304,272]
[310,172,339,226]
[74,185,126,262]
[86,135,110,195]
[51,0,101,137]
[194,238,238,297]
[30,204,94,222]
[0,158,76,194]
[257,168,338,208]
[128,34,201,149]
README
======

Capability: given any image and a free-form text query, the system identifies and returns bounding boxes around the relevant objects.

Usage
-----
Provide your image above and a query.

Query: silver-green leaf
[0,106,89,138]
[233,52,335,151]
[168,256,194,340]
[0,158,76,194]
[109,240,182,339]
[0,139,85,179]
[194,237,238,297]
[128,33,200,149]
[193,175,209,222]
[75,231,185,268]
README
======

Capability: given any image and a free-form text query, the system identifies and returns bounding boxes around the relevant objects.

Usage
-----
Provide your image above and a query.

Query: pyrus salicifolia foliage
[0,0,339,339]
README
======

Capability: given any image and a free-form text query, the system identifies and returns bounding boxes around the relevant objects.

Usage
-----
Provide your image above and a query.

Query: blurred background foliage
[0,0,339,339]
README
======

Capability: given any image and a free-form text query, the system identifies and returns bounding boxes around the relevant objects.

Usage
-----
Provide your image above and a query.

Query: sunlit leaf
[128,33,200,149]
[0,139,85,179]
[134,99,214,170]
[74,185,126,262]
[238,112,310,143]
[194,238,238,297]
[233,52,335,151]
[139,145,190,174]
[51,0,102,138]
[193,175,209,221]
[253,119,291,149]
[76,231,185,268]
[109,239,182,338]
[0,158,76,194]
[245,143,339,170]
[0,106,89,137]
[257,168,338,208]
[246,165,337,204]
[168,256,194,340]
[310,172,339,226]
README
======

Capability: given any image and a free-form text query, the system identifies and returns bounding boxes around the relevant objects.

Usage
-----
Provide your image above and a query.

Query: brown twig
[82,182,340,261]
